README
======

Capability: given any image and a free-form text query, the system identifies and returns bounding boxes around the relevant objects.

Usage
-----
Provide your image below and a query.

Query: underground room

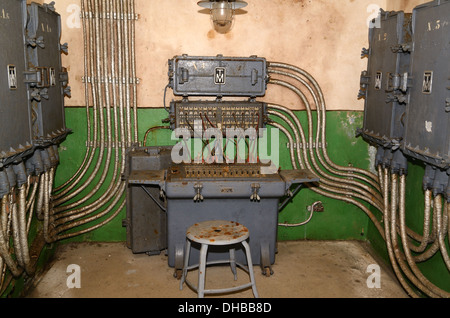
[0,0,449,300]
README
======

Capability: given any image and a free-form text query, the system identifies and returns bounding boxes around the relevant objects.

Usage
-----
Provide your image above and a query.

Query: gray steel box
[169,55,268,97]
[402,0,450,169]
[26,2,67,144]
[360,10,412,148]
[0,0,33,161]
[125,147,173,255]
[164,165,286,272]
[126,162,319,274]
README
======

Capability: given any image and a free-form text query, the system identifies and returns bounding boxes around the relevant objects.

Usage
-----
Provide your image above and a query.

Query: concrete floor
[26,240,408,298]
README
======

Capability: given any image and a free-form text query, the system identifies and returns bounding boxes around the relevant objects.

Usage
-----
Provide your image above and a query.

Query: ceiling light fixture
[197,0,248,34]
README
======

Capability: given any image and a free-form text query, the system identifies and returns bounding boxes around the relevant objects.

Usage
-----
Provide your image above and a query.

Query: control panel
[169,101,267,136]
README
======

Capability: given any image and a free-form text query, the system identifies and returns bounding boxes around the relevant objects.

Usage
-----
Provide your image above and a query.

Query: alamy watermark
[66,264,81,289]
[66,4,82,29]
[366,264,381,289]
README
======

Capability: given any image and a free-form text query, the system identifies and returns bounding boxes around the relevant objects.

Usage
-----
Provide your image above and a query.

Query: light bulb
[197,1,248,34]
[211,1,234,34]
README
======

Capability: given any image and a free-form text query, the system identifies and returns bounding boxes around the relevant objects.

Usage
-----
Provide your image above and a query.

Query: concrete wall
[54,0,404,111]
[53,0,432,110]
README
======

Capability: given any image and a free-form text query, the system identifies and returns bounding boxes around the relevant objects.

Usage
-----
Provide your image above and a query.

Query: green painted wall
[366,161,450,294]
[51,107,450,295]
[54,107,374,243]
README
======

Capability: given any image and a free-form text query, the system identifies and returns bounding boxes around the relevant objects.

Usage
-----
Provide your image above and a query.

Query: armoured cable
[116,0,127,156]
[398,175,449,298]
[268,68,381,193]
[267,62,380,185]
[54,196,126,241]
[267,76,383,210]
[43,171,51,243]
[17,185,34,276]
[388,172,435,297]
[53,0,103,204]
[53,183,126,240]
[25,177,38,216]
[35,173,45,220]
[122,0,132,146]
[405,190,434,253]
[436,199,450,271]
[26,177,39,234]
[278,201,320,227]
[270,120,384,238]
[0,195,22,278]
[53,0,94,194]
[412,198,441,263]
[10,192,24,268]
[144,126,171,147]
[51,0,129,239]
[268,108,384,212]
[380,167,419,297]
[130,0,138,143]
[53,0,126,227]
[53,0,117,213]
[267,104,384,211]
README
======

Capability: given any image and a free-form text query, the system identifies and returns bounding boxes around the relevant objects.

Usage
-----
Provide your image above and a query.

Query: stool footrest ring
[186,260,249,273]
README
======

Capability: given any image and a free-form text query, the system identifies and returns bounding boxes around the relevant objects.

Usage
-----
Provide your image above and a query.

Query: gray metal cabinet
[169,55,268,98]
[402,0,450,169]
[0,0,33,162]
[360,10,412,150]
[26,2,68,145]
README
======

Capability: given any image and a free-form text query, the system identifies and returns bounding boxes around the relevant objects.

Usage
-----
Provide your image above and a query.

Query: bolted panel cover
[26,2,68,145]
[360,10,412,149]
[402,0,450,169]
[0,0,33,161]
[168,55,268,97]
[125,147,173,255]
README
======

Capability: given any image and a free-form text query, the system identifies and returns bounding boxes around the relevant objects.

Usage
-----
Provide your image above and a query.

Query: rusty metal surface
[279,169,320,188]
[186,220,249,245]
[170,100,267,136]
[127,170,166,185]
[167,163,278,181]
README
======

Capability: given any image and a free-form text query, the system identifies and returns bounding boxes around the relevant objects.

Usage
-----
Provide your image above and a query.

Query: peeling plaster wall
[53,0,405,111]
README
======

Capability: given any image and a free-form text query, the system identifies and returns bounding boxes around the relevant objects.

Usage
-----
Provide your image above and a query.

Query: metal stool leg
[229,248,238,281]
[180,239,191,290]
[198,244,208,298]
[242,240,259,298]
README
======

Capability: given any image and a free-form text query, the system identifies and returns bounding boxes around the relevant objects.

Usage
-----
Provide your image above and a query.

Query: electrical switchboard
[359,10,412,150]
[26,2,69,145]
[401,0,450,169]
[168,55,268,98]
[0,0,33,163]
[169,100,267,136]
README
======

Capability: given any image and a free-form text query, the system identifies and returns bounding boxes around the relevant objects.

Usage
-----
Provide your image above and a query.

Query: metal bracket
[26,35,45,49]
[391,43,411,53]
[361,47,370,58]
[386,92,408,104]
[250,183,261,202]
[358,70,370,99]
[193,183,204,202]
